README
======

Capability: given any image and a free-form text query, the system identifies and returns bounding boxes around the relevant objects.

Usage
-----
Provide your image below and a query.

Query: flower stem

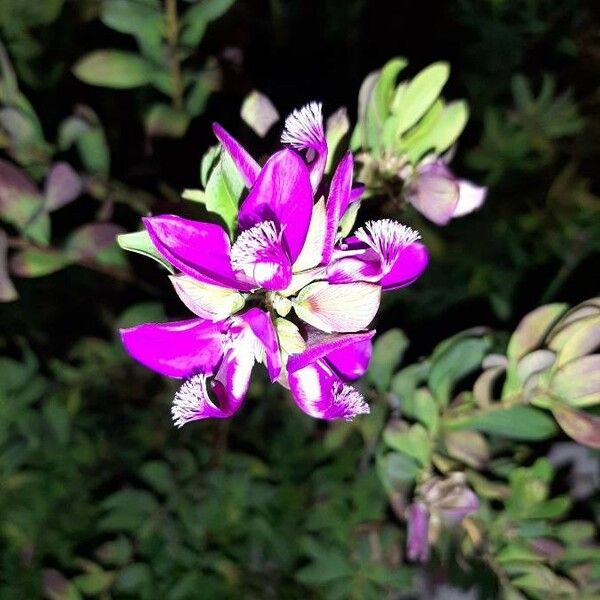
[165,0,184,111]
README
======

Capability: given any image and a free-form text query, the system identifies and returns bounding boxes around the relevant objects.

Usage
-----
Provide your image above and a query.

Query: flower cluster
[120,103,429,425]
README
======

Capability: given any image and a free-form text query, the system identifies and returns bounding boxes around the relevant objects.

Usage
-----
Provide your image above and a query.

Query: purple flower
[407,502,431,563]
[405,159,487,226]
[121,102,429,424]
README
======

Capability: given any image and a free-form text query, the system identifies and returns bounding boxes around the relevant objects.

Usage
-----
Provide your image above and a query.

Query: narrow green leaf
[394,62,450,136]
[117,230,175,273]
[445,406,557,441]
[367,328,408,392]
[203,153,244,236]
[73,50,155,89]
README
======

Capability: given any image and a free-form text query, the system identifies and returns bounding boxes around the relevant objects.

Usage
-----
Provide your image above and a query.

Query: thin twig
[165,0,184,111]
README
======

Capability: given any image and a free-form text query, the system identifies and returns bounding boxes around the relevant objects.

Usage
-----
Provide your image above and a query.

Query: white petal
[453,180,487,218]
[293,197,327,272]
[293,281,381,333]
[170,275,245,321]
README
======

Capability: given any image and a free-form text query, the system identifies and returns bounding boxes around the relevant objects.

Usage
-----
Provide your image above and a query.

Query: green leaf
[114,563,152,594]
[73,50,155,89]
[73,570,115,595]
[145,103,190,138]
[428,335,491,405]
[445,406,557,441]
[95,537,133,567]
[10,249,70,277]
[401,387,439,433]
[383,423,430,466]
[117,230,175,273]
[0,229,17,301]
[181,0,235,47]
[78,126,110,177]
[117,302,166,328]
[373,57,408,124]
[367,328,408,392]
[324,107,350,173]
[140,460,174,494]
[101,0,163,59]
[203,152,244,236]
[377,451,422,490]
[394,62,449,136]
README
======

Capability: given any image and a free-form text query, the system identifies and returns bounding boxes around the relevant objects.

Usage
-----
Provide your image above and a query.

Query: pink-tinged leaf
[556,315,600,367]
[65,223,125,267]
[240,90,279,137]
[552,404,600,449]
[212,123,260,187]
[0,158,43,230]
[120,318,226,378]
[0,229,17,301]
[294,281,381,333]
[44,162,83,211]
[552,355,600,407]
[507,303,569,361]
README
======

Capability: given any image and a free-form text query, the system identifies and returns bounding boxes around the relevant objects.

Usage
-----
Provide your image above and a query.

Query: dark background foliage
[0,1,598,598]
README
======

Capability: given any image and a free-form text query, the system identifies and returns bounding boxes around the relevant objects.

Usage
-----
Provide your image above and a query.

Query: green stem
[165,0,184,111]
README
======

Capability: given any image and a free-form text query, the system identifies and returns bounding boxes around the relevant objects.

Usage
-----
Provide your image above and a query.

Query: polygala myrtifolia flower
[406,474,479,563]
[120,102,429,425]
[404,158,487,226]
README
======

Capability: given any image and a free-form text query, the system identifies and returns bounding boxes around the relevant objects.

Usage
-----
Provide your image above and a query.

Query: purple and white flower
[121,102,429,425]
[405,159,487,226]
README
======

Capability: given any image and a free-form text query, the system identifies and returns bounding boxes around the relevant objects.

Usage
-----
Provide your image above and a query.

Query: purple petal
[439,488,480,525]
[238,150,313,262]
[349,185,365,205]
[281,102,328,192]
[380,241,429,290]
[230,220,292,290]
[406,502,430,563]
[239,307,281,381]
[288,359,369,420]
[453,179,487,218]
[327,246,382,284]
[322,152,353,264]
[326,338,372,381]
[287,328,375,373]
[120,318,225,378]
[144,215,251,290]
[212,123,260,187]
